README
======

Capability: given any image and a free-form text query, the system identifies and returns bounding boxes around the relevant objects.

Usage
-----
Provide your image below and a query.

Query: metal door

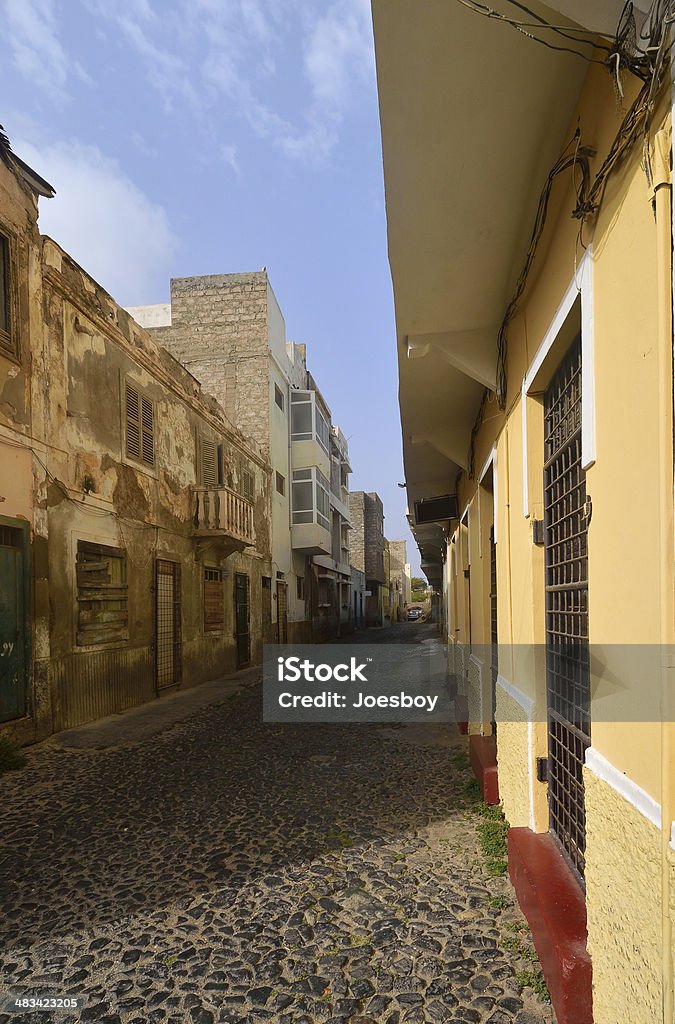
[155,559,181,690]
[235,573,250,667]
[276,580,288,644]
[0,525,27,721]
[544,335,590,880]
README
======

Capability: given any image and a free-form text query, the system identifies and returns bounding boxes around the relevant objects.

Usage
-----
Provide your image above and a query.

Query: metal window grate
[0,526,20,548]
[155,559,181,689]
[489,525,498,727]
[544,335,590,881]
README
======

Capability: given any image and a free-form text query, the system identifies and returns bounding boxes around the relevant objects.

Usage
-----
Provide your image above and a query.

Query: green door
[0,525,27,722]
[235,573,250,667]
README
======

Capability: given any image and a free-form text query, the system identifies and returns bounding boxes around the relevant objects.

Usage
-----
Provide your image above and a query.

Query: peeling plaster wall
[0,154,52,745]
[40,245,272,730]
[1,163,273,742]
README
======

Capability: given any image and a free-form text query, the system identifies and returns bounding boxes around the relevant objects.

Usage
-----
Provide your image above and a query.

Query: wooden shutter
[126,380,154,466]
[76,542,129,645]
[201,438,218,486]
[125,381,141,460]
[141,395,154,465]
[242,469,254,502]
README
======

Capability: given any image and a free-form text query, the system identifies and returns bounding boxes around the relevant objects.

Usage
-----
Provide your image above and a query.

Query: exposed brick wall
[145,273,271,454]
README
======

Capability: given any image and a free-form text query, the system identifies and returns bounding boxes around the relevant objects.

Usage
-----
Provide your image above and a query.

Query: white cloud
[4,0,68,96]
[72,0,375,164]
[16,138,177,305]
[303,0,374,108]
[3,0,90,99]
[220,144,241,177]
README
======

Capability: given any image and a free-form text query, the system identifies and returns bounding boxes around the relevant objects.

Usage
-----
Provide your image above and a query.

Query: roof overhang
[373,0,644,553]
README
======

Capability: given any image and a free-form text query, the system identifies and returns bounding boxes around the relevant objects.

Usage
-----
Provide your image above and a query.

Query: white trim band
[496,673,534,716]
[585,747,661,832]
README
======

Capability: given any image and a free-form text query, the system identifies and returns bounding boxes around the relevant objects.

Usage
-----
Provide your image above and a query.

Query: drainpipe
[654,123,674,1024]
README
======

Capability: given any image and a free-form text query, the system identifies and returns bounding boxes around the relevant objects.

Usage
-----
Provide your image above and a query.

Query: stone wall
[145,273,272,456]
[348,492,366,573]
[349,491,385,584]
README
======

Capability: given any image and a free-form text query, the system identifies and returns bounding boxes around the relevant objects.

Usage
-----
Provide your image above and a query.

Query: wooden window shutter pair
[201,438,225,486]
[125,380,154,466]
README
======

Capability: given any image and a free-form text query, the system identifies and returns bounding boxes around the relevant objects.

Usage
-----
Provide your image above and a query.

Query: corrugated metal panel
[51,647,154,730]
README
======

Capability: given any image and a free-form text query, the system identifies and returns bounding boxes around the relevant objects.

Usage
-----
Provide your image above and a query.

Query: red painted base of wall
[469,734,499,804]
[455,695,468,734]
[508,828,593,1024]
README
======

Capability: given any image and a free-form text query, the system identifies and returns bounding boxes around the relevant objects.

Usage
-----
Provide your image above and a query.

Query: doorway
[155,558,182,690]
[0,522,29,722]
[235,573,251,667]
[544,335,590,881]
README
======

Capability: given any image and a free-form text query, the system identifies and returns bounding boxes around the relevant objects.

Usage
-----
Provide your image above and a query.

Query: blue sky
[2,0,422,576]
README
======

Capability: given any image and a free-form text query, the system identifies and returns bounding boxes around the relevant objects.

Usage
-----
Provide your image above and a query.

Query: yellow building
[373,2,675,1022]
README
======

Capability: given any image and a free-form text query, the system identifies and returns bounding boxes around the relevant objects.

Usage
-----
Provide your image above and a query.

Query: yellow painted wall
[585,769,670,1023]
[450,71,675,1019]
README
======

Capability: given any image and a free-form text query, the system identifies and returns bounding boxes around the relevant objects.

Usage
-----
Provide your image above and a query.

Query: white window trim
[478,445,498,548]
[522,247,596,518]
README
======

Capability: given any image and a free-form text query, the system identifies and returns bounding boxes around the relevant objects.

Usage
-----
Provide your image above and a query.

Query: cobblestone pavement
[0,624,554,1024]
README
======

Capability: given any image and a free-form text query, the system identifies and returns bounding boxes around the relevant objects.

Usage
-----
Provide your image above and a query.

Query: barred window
[76,541,128,646]
[125,380,155,467]
[204,567,225,631]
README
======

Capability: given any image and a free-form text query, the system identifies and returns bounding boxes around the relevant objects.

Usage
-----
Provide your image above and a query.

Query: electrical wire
[0,434,190,543]
[503,0,616,52]
[453,0,614,64]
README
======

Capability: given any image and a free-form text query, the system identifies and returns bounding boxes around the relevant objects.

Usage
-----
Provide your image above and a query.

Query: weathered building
[128,274,354,643]
[0,134,270,745]
[388,538,410,619]
[349,491,386,626]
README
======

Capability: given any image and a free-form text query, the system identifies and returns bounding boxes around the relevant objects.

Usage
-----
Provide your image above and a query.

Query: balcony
[291,521,331,556]
[193,485,255,553]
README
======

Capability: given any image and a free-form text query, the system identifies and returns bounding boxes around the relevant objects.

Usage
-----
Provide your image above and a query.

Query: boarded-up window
[200,438,225,486]
[76,541,128,646]
[0,232,14,357]
[204,567,224,631]
[125,380,155,466]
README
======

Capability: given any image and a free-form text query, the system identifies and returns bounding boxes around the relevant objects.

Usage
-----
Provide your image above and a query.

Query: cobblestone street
[0,625,553,1024]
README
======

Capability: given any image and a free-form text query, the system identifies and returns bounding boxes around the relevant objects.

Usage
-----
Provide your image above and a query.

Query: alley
[0,625,552,1024]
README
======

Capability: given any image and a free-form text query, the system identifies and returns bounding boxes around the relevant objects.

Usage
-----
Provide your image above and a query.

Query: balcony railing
[193,486,255,546]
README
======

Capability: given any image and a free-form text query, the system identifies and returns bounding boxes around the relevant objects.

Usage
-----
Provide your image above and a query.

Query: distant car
[407,607,423,621]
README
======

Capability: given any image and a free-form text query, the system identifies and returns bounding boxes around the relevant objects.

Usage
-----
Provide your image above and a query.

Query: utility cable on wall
[460,0,674,476]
